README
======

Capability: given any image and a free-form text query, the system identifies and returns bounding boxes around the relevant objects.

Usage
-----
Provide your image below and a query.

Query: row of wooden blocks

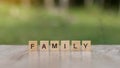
[29,40,91,52]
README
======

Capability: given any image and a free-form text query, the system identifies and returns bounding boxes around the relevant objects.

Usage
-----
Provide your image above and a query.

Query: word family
[28,40,91,52]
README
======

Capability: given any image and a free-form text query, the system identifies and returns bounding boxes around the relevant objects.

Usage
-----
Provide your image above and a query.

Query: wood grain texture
[0,45,120,68]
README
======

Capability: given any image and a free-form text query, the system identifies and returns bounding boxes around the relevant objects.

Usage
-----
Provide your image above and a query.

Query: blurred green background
[0,0,120,45]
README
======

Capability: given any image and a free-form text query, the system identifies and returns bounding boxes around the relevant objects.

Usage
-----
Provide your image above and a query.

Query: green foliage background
[0,5,120,45]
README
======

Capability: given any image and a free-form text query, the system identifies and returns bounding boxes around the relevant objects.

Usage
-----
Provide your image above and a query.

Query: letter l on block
[71,41,81,51]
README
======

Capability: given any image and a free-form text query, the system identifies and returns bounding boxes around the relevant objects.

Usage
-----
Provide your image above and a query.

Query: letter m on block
[50,41,59,51]
[52,43,57,48]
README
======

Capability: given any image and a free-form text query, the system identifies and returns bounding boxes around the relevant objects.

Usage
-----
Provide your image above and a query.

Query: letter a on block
[40,41,49,52]
[29,41,38,52]
[71,41,81,51]
[61,40,70,51]
[82,40,91,52]
[50,41,59,51]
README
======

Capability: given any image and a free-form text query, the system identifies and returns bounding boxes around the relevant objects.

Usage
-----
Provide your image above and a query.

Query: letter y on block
[82,40,91,52]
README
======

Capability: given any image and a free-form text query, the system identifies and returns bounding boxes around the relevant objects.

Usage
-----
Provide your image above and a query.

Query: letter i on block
[50,41,59,51]
[71,41,81,51]
[40,41,49,52]
[82,40,91,52]
[29,41,38,52]
[61,40,70,51]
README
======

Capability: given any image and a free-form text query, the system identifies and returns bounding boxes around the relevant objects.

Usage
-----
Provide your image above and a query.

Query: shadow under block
[71,41,81,51]
[50,41,59,51]
[82,40,91,51]
[29,41,38,52]
[40,41,49,51]
[61,40,70,51]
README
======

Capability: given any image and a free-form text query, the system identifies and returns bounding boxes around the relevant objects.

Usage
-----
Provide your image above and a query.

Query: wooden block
[71,41,81,51]
[61,40,70,51]
[50,41,59,51]
[29,41,38,52]
[82,40,91,51]
[40,41,49,52]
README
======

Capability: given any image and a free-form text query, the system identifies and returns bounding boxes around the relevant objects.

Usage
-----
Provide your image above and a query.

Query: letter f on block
[29,41,38,52]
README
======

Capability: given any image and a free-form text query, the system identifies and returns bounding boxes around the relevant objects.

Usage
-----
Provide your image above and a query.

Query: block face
[82,40,91,51]
[29,41,38,52]
[61,40,70,51]
[40,41,49,52]
[50,41,59,51]
[71,41,81,51]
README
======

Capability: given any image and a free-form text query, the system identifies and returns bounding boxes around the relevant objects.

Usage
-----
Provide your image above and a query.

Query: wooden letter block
[61,40,70,51]
[50,41,59,51]
[71,41,81,51]
[40,41,49,52]
[82,40,91,52]
[29,41,38,52]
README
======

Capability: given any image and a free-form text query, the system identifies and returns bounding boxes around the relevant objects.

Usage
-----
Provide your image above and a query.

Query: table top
[0,45,120,68]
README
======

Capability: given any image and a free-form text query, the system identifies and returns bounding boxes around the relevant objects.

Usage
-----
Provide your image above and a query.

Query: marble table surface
[0,45,120,68]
